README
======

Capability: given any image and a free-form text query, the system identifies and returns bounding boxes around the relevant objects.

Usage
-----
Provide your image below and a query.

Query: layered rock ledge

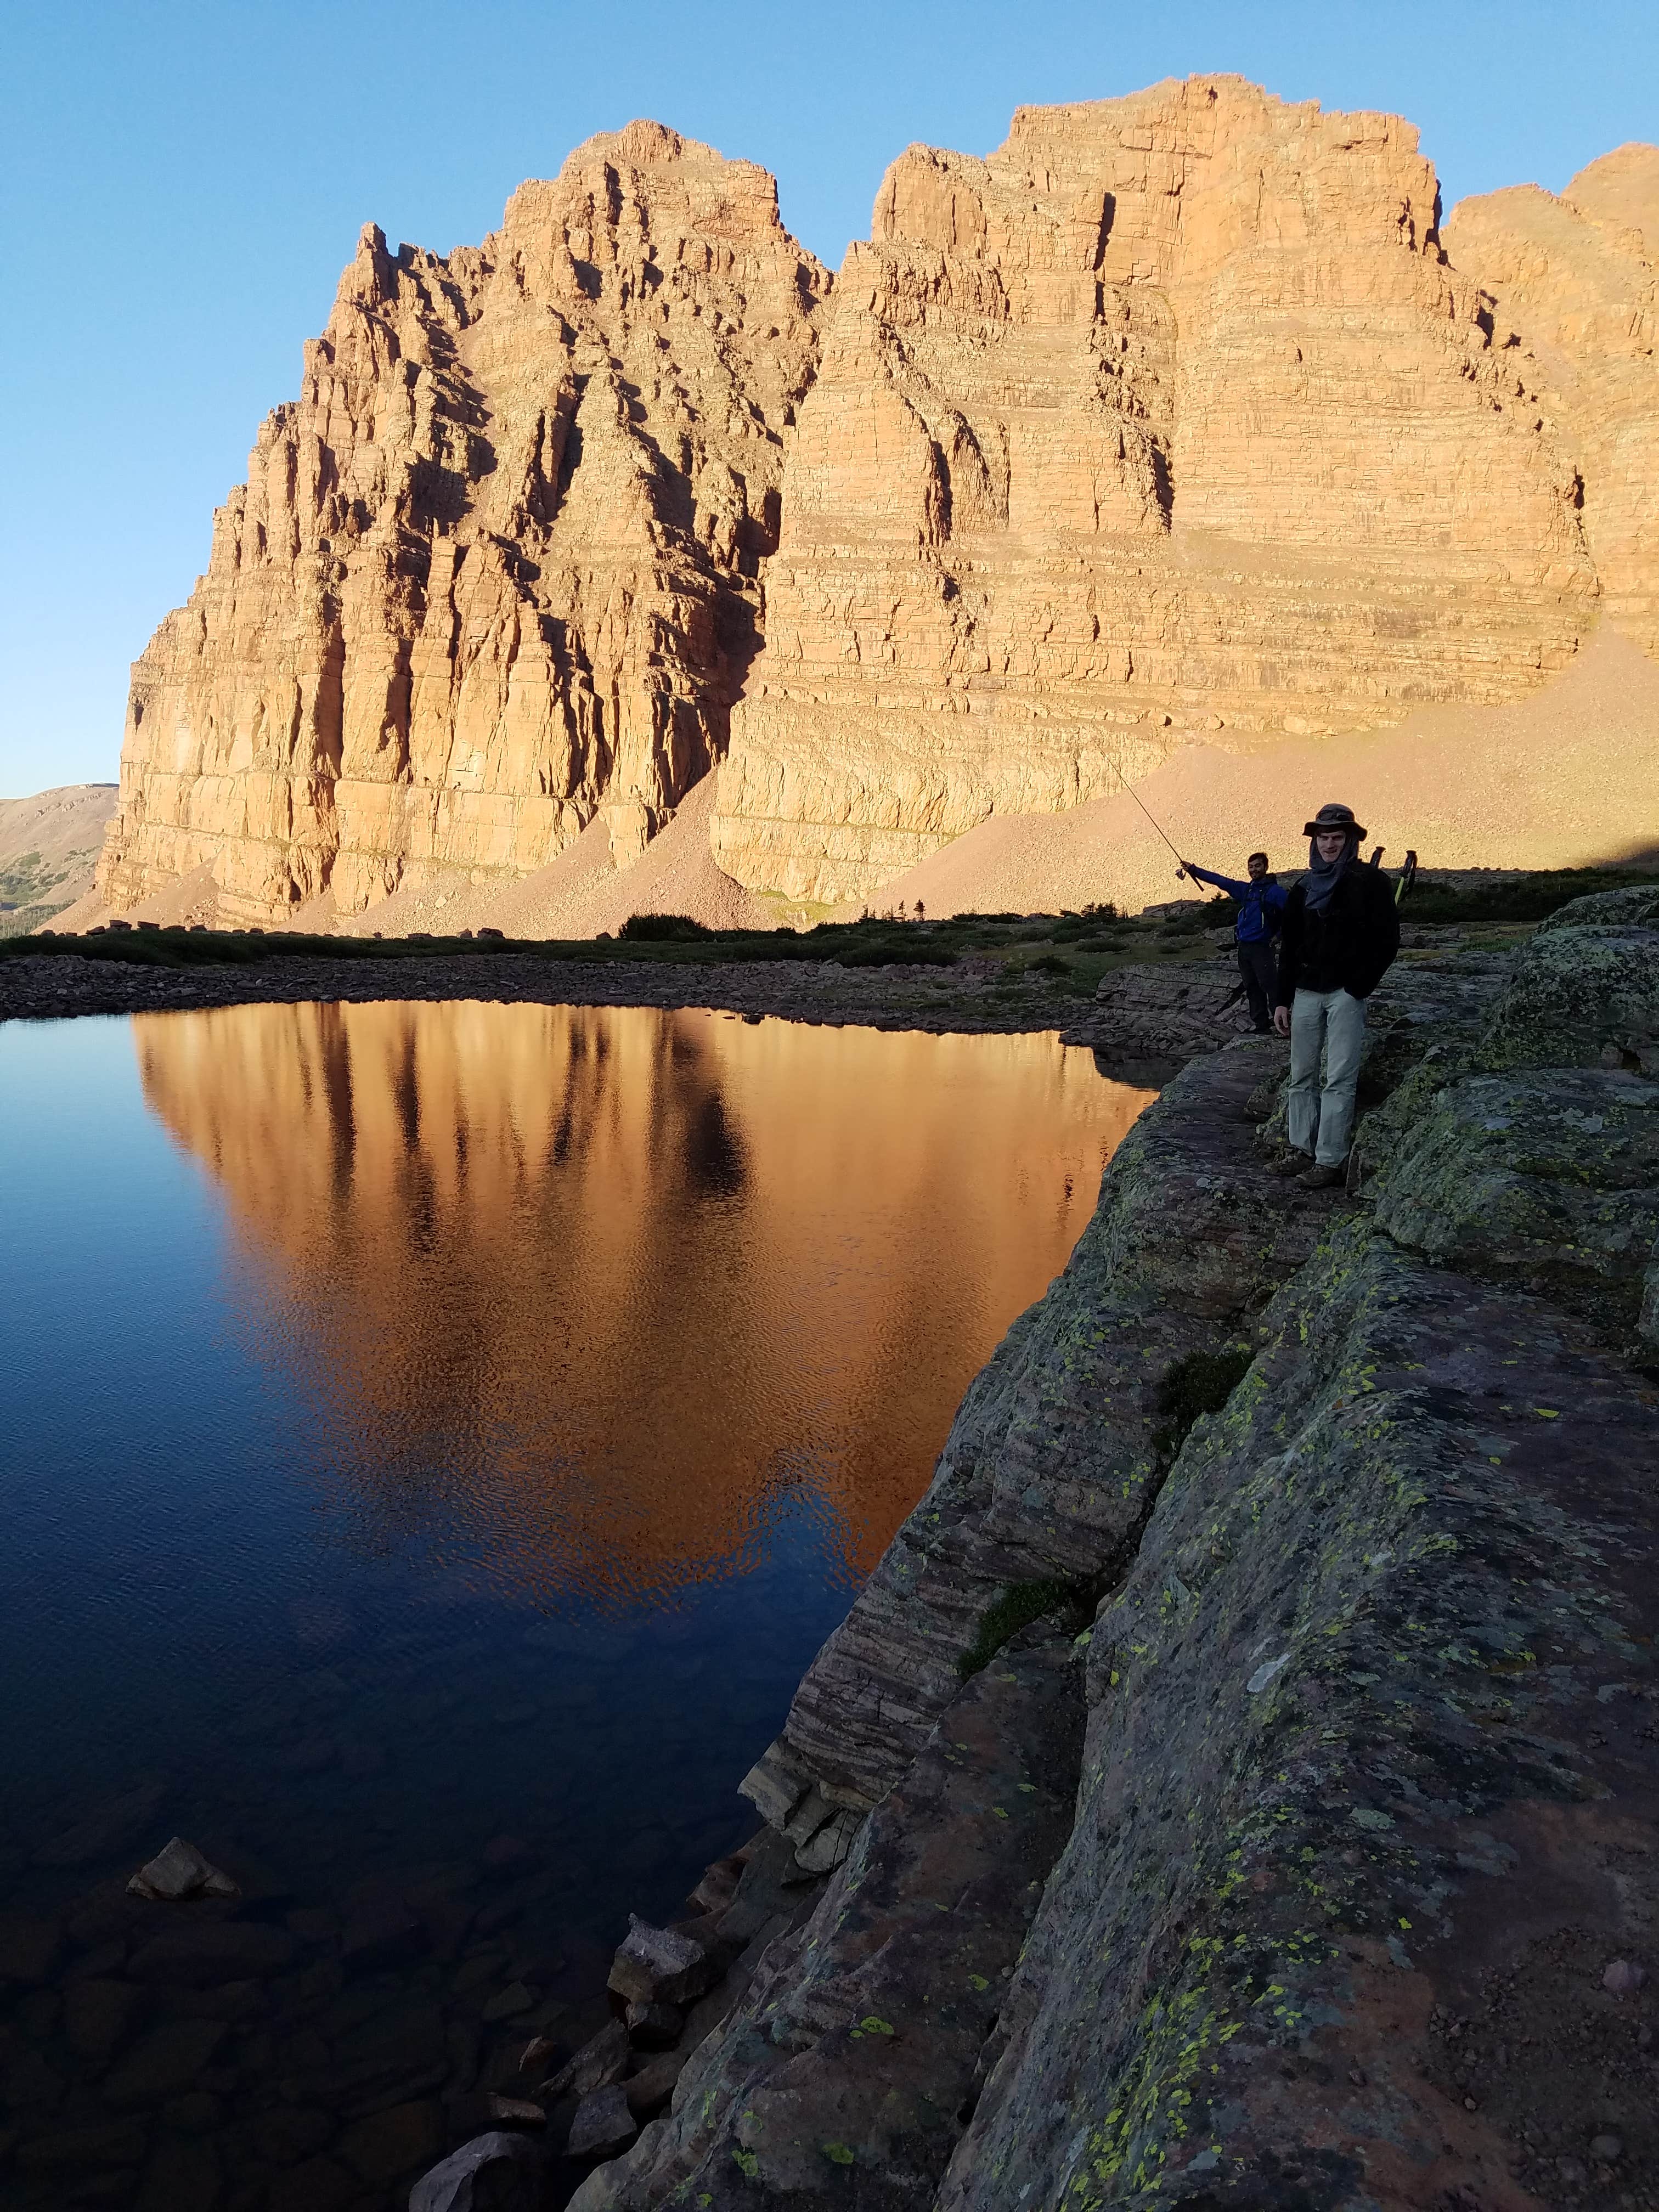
[534,889,1659,2212]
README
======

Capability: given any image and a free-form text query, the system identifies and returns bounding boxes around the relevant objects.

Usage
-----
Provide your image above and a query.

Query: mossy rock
[1370,1068,1659,1326]
[1480,922,1659,1072]
[1535,884,1659,935]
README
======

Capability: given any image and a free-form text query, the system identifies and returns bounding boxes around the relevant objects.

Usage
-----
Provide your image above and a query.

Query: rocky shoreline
[432,888,1658,2212]
[0,945,1175,1042]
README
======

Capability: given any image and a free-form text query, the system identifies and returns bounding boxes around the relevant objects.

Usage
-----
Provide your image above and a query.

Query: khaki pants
[1288,987,1365,1166]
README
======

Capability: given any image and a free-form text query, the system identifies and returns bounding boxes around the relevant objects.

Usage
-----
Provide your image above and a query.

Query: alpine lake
[0,999,1154,2211]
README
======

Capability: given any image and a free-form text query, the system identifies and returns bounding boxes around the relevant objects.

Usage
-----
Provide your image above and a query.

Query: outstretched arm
[1182,863,1251,897]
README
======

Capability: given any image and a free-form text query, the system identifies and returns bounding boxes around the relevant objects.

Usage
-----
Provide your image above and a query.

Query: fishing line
[1114,761,1190,875]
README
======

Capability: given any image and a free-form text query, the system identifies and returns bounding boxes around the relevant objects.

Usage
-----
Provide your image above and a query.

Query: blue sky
[3,0,1655,796]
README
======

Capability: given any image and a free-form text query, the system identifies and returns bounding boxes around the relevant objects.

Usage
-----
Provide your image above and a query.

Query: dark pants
[1237,941,1277,1032]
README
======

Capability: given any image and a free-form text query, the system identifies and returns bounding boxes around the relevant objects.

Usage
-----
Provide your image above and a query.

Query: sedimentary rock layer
[712,77,1605,901]
[98,125,828,922]
[1447,143,1659,658]
[93,83,1659,929]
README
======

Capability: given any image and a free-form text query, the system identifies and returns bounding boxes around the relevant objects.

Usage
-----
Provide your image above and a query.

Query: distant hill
[0,785,118,936]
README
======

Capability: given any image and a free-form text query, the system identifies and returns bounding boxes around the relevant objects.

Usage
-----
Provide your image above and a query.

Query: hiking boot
[1268,1149,1311,1176]
[1295,1161,1346,1190]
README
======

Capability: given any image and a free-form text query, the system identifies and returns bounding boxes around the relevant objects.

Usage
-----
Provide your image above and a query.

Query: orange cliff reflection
[132,1001,1154,1611]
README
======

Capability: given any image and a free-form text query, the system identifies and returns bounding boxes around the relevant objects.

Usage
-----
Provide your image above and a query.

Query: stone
[568,2084,638,2160]
[339,1895,428,1971]
[101,2017,227,2108]
[409,2130,544,2212]
[269,2154,358,2212]
[1479,912,1659,1073]
[479,1979,534,2022]
[486,2094,545,2126]
[338,2096,442,2184]
[1602,1959,1647,1993]
[127,1835,240,1900]
[623,1999,684,2049]
[128,1919,296,1986]
[0,1912,63,1983]
[250,2104,335,2165]
[136,2132,221,2212]
[63,1976,144,2063]
[685,1853,746,1917]
[606,1916,719,2009]
[16,2120,148,2171]
[1591,2131,1624,2160]
[543,2018,630,2099]
[623,2051,687,2120]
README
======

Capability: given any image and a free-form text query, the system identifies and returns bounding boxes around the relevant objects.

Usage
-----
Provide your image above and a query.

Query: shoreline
[0,946,1209,1046]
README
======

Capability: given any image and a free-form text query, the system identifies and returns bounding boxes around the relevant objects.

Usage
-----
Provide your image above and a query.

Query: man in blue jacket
[1180,851,1287,1032]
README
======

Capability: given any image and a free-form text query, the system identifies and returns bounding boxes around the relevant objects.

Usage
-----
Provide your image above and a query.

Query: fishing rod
[1114,761,1192,878]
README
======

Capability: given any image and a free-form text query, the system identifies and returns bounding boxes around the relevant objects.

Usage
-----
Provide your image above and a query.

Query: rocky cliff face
[1446,145,1659,662]
[554,900,1659,2212]
[711,77,1602,902]
[95,84,1658,930]
[98,124,828,923]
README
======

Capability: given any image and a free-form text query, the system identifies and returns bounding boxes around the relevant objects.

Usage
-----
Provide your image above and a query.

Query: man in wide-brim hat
[1271,802,1400,1188]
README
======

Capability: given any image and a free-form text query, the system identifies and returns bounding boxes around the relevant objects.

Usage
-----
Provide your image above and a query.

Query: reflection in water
[136,1002,1153,1609]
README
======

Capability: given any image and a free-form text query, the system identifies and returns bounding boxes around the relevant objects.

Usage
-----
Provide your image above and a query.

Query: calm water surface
[0,1002,1151,2207]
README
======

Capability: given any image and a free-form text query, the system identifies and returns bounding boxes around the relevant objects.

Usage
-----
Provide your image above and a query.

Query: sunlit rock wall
[712,76,1603,902]
[98,125,828,922]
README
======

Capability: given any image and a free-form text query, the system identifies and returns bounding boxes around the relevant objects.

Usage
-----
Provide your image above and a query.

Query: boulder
[542,2017,630,2098]
[1481,917,1659,1072]
[606,1916,720,2009]
[623,1999,684,2049]
[623,2051,686,2120]
[127,1836,239,1901]
[408,2131,543,2212]
[0,1912,63,1983]
[567,2084,637,2160]
[101,2017,226,2109]
[128,1920,296,1987]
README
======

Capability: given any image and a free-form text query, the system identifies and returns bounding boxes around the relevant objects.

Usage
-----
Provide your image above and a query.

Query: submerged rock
[126,1836,239,1901]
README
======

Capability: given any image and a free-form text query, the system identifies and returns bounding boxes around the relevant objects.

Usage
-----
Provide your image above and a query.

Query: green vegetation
[1153,1345,1256,1463]
[5,866,1650,974]
[0,900,1220,978]
[1402,864,1657,924]
[957,1577,1096,1679]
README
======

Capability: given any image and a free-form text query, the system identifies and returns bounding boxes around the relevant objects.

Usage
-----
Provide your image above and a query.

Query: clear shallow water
[0,1002,1152,2206]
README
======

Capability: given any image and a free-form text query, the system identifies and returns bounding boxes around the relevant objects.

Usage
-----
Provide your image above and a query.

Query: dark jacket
[1274,865,1400,1006]
[1183,864,1288,945]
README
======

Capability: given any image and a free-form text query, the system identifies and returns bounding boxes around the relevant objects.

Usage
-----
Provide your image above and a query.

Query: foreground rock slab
[515,900,1659,2212]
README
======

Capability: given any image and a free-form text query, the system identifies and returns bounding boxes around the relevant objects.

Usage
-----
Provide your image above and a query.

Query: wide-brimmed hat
[1302,801,1368,840]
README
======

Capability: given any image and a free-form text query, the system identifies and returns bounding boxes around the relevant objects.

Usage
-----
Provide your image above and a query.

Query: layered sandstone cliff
[1445,143,1659,657]
[98,124,828,922]
[94,83,1659,929]
[712,77,1604,901]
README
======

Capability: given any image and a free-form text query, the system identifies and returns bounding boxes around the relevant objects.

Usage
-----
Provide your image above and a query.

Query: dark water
[0,1001,1152,2209]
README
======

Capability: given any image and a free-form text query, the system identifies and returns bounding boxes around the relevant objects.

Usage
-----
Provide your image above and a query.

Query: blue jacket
[1185,864,1288,945]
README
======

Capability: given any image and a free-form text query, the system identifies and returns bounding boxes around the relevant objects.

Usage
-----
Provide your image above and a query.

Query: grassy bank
[5,864,1652,985]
